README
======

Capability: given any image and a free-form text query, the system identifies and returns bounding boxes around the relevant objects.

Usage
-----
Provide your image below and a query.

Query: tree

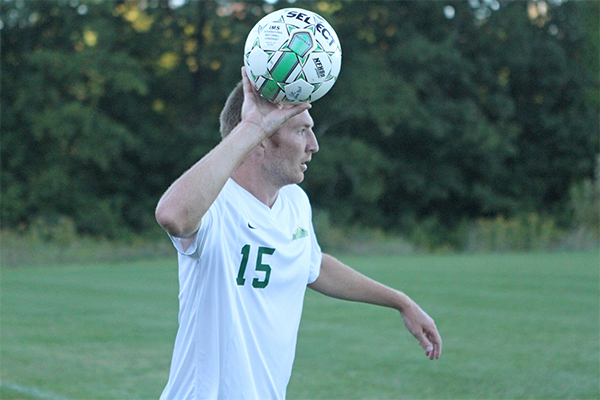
[1,0,597,241]
[299,0,598,234]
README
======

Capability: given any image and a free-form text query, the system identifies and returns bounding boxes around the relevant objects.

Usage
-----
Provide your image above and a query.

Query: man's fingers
[401,304,442,360]
[281,102,311,119]
[432,331,442,359]
[241,67,256,98]
[416,332,433,355]
[425,329,442,360]
[413,325,442,360]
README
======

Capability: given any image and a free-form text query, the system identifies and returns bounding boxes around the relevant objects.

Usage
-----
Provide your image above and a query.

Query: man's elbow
[155,204,174,233]
[155,204,192,238]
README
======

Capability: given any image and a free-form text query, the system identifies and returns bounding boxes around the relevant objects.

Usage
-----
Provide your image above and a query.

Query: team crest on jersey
[292,227,309,241]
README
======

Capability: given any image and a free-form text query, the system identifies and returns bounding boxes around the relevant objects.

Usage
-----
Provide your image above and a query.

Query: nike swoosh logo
[248,223,257,229]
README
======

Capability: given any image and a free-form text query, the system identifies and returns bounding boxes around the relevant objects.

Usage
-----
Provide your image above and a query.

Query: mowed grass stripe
[2,252,598,399]
[0,381,70,400]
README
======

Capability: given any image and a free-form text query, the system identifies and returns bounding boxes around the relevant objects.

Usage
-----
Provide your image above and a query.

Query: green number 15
[236,245,275,289]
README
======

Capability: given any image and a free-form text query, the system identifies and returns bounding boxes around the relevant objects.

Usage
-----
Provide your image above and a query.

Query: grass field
[1,251,598,399]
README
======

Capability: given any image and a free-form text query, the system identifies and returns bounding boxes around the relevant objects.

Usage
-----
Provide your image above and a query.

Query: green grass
[2,252,598,399]
[1,259,179,399]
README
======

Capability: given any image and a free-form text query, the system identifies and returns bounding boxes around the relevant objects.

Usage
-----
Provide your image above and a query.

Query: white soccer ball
[244,8,342,104]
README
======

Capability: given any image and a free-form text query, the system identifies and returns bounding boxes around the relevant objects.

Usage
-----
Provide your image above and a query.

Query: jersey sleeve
[167,202,216,258]
[166,180,236,257]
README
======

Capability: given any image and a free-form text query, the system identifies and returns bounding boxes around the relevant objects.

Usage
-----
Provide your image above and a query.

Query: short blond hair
[219,80,244,138]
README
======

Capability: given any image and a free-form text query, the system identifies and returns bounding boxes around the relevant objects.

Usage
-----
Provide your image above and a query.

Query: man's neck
[231,170,280,208]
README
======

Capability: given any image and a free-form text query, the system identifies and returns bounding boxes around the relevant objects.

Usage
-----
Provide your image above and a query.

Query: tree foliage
[1,0,598,239]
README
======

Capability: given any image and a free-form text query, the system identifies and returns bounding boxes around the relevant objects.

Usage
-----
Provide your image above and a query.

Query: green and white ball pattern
[244,8,342,104]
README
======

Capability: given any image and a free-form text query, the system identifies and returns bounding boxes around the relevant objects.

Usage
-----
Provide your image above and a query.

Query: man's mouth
[301,158,311,171]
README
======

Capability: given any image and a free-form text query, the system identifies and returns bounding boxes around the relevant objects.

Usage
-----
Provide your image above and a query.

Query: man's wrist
[395,291,415,313]
[234,121,270,144]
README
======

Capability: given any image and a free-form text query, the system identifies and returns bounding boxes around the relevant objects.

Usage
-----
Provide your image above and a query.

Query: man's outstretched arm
[308,253,442,360]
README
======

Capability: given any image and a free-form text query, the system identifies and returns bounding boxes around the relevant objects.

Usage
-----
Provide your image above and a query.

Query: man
[155,68,441,400]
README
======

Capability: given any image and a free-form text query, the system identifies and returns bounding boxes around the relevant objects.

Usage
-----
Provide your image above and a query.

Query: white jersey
[160,179,321,400]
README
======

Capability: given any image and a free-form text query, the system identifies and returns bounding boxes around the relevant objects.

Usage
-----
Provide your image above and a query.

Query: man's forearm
[308,253,413,311]
[155,122,267,238]
[309,252,442,359]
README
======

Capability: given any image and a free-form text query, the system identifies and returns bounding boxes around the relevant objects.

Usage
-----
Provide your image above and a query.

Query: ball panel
[284,79,314,103]
[304,52,331,84]
[259,79,282,102]
[257,22,288,52]
[268,51,299,83]
[246,47,269,76]
[287,31,314,57]
[329,49,342,79]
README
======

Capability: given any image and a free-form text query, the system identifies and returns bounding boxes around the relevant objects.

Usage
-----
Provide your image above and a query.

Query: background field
[1,251,598,399]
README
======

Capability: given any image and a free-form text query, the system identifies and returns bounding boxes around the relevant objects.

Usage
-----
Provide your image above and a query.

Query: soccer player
[155,67,441,400]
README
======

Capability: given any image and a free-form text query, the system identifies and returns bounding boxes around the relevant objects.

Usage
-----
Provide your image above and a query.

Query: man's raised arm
[155,68,310,238]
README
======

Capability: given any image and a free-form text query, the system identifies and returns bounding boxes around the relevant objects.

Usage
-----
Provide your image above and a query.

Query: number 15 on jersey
[236,244,276,289]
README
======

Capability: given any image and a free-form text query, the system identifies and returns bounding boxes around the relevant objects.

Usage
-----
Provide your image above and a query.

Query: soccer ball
[243,8,342,104]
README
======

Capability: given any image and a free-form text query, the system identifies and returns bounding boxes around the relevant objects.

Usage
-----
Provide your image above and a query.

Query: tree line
[2,0,598,243]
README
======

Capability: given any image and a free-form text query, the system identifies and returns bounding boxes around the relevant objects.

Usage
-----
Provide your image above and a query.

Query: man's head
[222,77,319,188]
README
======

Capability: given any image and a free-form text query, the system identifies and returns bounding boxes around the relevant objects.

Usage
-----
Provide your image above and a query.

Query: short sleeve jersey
[160,179,322,400]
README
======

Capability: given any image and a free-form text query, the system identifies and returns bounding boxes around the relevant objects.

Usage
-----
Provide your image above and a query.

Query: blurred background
[2,0,598,264]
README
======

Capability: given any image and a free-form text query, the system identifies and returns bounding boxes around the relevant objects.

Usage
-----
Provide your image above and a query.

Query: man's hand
[400,301,442,360]
[240,67,310,139]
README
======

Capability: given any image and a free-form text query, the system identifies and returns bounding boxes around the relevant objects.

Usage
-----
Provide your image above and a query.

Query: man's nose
[307,130,319,153]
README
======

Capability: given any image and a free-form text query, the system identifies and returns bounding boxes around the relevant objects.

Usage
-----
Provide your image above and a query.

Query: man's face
[262,110,319,187]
